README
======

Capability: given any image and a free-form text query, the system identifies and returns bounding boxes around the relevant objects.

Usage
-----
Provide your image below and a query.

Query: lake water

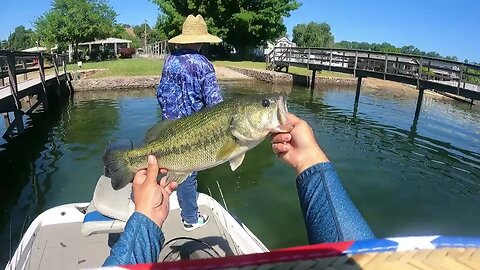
[1,80,479,266]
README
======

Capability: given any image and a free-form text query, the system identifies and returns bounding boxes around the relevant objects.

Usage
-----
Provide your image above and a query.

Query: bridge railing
[0,50,70,86]
[268,47,480,92]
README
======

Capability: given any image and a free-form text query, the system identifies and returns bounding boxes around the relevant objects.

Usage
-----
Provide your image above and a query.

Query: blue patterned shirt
[156,49,223,120]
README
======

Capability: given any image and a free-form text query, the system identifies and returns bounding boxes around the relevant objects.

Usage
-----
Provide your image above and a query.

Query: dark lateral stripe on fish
[126,128,231,160]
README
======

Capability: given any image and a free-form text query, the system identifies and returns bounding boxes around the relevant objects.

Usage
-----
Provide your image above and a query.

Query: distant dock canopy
[266,46,480,101]
[70,38,133,61]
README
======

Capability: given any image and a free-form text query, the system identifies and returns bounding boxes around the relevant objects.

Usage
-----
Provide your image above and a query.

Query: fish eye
[262,98,270,107]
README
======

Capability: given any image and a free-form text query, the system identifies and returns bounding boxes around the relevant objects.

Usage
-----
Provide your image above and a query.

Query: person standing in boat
[103,113,374,266]
[156,14,223,231]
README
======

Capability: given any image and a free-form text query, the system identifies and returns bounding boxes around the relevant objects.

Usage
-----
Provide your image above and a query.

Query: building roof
[22,45,58,52]
[22,46,48,52]
[79,38,132,45]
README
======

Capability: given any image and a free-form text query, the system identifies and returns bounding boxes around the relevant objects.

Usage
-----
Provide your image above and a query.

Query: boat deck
[25,206,243,269]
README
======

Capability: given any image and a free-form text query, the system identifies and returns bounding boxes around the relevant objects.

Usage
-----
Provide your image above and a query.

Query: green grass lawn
[66,58,351,79]
[67,58,164,78]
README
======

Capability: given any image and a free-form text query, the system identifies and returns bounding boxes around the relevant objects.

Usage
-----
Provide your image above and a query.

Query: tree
[113,25,142,49]
[35,0,118,60]
[444,55,458,61]
[292,22,334,47]
[335,40,461,61]
[150,0,301,57]
[6,26,36,50]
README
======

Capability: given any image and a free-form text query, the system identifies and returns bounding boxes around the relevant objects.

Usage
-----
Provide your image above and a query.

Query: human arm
[271,113,374,244]
[103,156,178,266]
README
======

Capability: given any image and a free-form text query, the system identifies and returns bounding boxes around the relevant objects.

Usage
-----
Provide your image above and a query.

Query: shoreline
[70,66,474,103]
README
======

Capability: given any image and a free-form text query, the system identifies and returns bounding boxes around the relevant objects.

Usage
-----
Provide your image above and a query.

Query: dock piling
[414,88,425,120]
[310,70,316,89]
[355,77,362,104]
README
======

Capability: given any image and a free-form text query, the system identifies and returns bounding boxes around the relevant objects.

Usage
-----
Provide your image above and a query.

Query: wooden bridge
[0,50,73,140]
[267,47,480,118]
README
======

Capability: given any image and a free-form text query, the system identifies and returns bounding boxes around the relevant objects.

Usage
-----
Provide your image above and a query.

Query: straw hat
[168,14,222,44]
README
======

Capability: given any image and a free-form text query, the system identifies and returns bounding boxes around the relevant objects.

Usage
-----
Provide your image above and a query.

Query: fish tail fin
[103,141,135,190]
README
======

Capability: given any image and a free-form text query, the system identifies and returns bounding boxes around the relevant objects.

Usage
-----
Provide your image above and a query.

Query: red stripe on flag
[120,241,354,270]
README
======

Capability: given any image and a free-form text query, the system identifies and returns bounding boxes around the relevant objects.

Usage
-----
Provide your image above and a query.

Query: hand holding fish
[271,113,329,175]
[133,155,178,228]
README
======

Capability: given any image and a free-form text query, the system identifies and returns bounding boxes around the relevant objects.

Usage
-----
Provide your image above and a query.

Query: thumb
[287,113,302,125]
[145,155,159,187]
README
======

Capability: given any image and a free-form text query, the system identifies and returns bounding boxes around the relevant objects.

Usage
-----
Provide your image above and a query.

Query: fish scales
[126,101,237,172]
[104,94,289,190]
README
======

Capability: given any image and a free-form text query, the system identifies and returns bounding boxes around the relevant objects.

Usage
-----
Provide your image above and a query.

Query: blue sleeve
[103,212,165,266]
[296,162,374,244]
[201,63,223,107]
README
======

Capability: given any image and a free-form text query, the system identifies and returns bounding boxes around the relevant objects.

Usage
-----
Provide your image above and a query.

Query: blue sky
[1,0,478,61]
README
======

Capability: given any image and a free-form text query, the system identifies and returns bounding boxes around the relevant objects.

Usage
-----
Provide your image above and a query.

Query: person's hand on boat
[271,113,329,175]
[133,155,178,228]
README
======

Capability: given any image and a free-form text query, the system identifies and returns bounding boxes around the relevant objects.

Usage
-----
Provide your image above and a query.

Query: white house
[262,36,297,55]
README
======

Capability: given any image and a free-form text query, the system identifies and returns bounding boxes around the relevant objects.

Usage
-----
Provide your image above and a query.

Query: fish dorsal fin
[165,172,192,185]
[144,120,174,144]
[217,140,239,161]
[229,153,245,171]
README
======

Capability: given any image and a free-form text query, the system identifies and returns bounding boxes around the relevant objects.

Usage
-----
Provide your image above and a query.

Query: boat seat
[81,175,135,236]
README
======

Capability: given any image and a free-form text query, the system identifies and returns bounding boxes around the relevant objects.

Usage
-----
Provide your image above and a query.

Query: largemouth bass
[104,94,289,190]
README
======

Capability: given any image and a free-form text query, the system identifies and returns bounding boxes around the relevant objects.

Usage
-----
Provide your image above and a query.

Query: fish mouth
[269,94,289,133]
[277,94,288,125]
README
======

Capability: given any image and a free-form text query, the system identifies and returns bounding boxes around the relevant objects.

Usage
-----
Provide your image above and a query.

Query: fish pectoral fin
[229,153,245,171]
[144,120,175,144]
[165,172,192,185]
[217,141,239,160]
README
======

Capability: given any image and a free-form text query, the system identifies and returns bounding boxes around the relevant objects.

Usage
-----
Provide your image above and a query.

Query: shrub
[119,47,135,59]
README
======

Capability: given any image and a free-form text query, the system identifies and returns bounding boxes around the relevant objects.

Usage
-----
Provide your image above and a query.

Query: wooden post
[6,54,20,108]
[310,69,316,89]
[355,76,362,104]
[287,47,291,72]
[367,53,370,70]
[354,51,358,77]
[38,53,49,111]
[62,58,73,94]
[395,57,399,74]
[329,49,333,71]
[457,64,464,95]
[0,64,4,86]
[417,58,423,90]
[272,47,275,69]
[383,53,388,80]
[307,47,311,70]
[6,53,24,136]
[22,60,27,81]
[52,55,61,96]
[414,87,425,120]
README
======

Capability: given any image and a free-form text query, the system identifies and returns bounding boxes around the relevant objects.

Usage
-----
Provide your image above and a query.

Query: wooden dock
[267,47,480,118]
[0,50,73,140]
